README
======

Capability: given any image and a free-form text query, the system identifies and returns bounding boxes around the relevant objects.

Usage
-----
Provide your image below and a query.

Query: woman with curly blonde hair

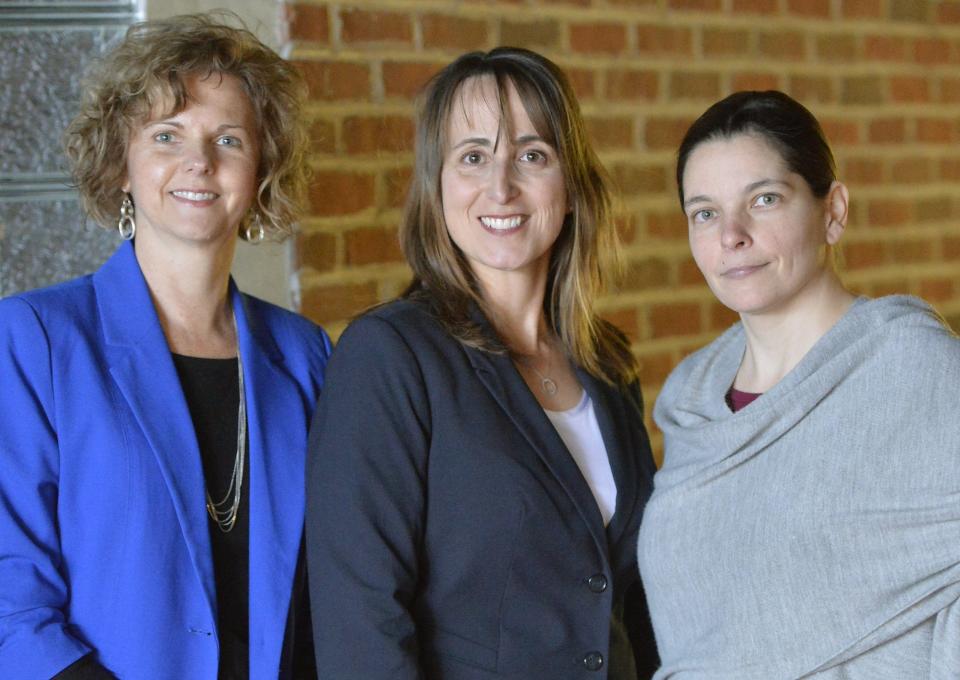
[0,13,328,678]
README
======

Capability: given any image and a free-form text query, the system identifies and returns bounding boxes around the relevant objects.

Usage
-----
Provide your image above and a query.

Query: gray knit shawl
[638,296,960,679]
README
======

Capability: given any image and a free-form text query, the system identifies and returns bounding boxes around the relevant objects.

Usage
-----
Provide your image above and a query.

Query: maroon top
[726,386,762,413]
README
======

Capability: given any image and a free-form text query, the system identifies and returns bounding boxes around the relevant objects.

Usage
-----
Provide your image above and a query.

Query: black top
[172,353,249,680]
[55,354,250,680]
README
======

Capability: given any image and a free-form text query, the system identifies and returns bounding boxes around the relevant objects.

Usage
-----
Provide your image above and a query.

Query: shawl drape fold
[638,295,960,679]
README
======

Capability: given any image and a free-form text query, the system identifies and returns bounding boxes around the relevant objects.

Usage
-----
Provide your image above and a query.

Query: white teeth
[173,190,216,200]
[480,216,522,230]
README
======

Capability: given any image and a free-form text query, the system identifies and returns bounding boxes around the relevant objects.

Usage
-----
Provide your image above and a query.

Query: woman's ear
[824,181,849,246]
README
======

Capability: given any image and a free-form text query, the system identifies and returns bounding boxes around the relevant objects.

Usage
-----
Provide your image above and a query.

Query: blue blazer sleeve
[307,314,430,679]
[0,249,332,679]
[0,298,91,678]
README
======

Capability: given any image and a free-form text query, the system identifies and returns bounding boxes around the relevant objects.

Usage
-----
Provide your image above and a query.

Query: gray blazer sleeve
[306,314,430,680]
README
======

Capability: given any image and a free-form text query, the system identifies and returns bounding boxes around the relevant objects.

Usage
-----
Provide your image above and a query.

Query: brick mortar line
[290,1,960,35]
[844,225,960,239]
[300,264,411,286]
[843,261,960,279]
[308,157,412,169]
[844,185,960,198]
[289,60,960,78]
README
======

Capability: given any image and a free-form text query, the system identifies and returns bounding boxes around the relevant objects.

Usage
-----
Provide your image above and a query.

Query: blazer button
[583,651,604,671]
[586,573,608,593]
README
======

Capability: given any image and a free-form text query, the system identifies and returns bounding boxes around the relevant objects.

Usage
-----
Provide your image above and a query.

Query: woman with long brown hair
[307,48,659,679]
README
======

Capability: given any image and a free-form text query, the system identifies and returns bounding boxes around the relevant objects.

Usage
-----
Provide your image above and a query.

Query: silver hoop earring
[118,194,136,240]
[245,214,264,244]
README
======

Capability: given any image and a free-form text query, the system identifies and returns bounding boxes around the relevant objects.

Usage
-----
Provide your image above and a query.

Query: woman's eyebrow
[449,136,494,150]
[745,178,791,193]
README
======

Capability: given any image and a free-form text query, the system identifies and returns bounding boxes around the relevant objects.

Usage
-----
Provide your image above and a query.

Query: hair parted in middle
[63,11,309,240]
[400,47,636,386]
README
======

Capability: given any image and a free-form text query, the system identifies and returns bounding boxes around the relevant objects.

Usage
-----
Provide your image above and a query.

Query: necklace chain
[525,360,558,396]
[205,321,245,533]
[517,349,559,397]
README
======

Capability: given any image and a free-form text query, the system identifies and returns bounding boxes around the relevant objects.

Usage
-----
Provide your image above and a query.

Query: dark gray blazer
[306,298,658,679]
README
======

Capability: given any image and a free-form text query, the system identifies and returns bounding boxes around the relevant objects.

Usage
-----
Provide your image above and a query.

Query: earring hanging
[118,194,136,240]
[244,213,265,244]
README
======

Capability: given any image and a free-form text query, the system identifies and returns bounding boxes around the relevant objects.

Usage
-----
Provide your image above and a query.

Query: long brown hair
[400,47,636,386]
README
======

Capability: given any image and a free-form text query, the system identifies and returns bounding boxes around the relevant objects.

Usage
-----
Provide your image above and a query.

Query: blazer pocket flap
[425,627,498,671]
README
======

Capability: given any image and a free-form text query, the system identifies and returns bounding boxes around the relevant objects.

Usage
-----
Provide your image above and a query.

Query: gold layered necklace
[205,320,245,533]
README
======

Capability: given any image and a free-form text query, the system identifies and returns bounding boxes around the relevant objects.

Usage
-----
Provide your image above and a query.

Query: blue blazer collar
[96,242,282,362]
[234,293,310,675]
[93,242,218,619]
[93,243,309,666]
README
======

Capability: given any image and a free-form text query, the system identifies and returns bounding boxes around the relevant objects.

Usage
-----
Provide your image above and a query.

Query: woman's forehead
[134,71,246,121]
[447,76,506,130]
[444,75,548,146]
[687,133,788,177]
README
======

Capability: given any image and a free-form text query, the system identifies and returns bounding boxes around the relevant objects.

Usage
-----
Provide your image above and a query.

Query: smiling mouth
[721,264,767,278]
[171,190,217,201]
[479,215,524,231]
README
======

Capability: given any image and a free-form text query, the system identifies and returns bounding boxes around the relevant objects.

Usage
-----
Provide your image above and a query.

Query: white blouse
[544,390,617,526]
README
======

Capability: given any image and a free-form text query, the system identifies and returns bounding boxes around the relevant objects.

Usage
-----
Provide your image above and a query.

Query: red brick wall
[285,0,960,457]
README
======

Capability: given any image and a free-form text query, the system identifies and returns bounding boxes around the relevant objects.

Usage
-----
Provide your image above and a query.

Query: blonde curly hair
[64,12,309,239]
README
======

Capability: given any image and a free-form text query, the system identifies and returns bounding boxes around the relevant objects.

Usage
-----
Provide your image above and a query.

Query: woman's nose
[720,213,752,250]
[183,142,214,174]
[485,159,518,203]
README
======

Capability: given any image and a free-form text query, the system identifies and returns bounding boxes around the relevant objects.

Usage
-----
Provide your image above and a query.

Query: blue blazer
[0,242,330,679]
[306,298,658,679]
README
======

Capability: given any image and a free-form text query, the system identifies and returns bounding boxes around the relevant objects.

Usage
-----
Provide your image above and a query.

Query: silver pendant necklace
[206,335,245,533]
[518,350,559,396]
[526,360,558,396]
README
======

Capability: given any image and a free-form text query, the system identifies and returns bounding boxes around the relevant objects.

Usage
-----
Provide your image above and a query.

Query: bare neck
[135,236,238,358]
[477,268,551,354]
[478,268,585,410]
[736,271,855,393]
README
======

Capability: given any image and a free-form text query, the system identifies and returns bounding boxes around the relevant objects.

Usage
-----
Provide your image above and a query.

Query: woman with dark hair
[638,90,960,678]
[0,13,328,678]
[306,48,659,679]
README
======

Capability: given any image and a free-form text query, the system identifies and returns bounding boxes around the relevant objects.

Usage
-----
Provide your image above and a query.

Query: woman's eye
[153,131,174,143]
[692,209,715,223]
[754,193,779,207]
[216,136,241,147]
[519,149,546,163]
[461,150,484,165]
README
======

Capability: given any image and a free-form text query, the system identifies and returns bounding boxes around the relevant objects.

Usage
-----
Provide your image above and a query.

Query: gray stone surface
[0,27,126,177]
[0,198,116,296]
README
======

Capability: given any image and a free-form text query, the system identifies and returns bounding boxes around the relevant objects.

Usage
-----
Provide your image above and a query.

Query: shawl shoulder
[856,295,960,397]
[654,321,743,424]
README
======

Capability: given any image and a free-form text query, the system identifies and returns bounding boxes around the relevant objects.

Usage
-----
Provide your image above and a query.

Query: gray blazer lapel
[578,370,648,557]
[465,345,609,561]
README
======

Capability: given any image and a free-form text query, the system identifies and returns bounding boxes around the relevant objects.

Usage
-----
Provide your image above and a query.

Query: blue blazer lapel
[233,287,307,675]
[93,242,216,618]
[464,345,610,562]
